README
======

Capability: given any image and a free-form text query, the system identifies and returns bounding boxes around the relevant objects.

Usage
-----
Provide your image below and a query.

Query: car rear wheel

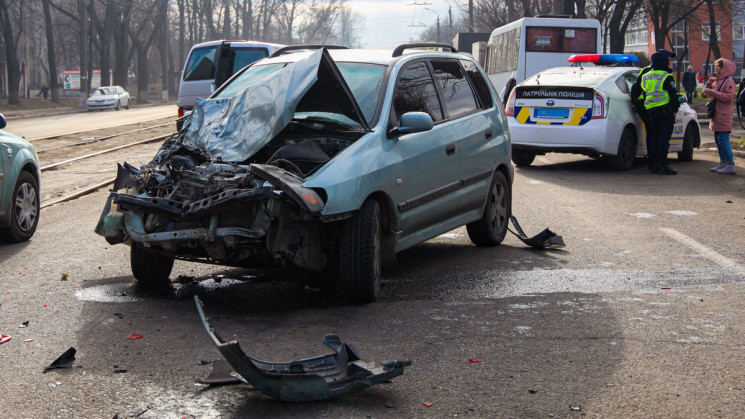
[0,171,39,243]
[512,150,536,167]
[606,127,636,170]
[678,123,695,161]
[467,170,510,246]
[339,198,382,302]
[130,245,174,285]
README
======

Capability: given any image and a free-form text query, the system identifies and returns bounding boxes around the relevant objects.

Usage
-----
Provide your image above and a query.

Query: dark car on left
[0,114,40,242]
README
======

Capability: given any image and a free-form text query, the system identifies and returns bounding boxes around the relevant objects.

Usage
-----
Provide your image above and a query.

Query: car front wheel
[124,99,130,110]
[467,170,510,246]
[130,245,174,286]
[115,100,121,111]
[0,171,39,243]
[339,198,382,302]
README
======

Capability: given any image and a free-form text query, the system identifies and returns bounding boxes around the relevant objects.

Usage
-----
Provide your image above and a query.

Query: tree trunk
[0,0,22,105]
[42,0,59,102]
[705,0,721,59]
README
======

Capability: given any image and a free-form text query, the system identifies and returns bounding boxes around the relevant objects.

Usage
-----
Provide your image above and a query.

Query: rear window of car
[460,60,493,109]
[184,45,218,81]
[231,48,270,74]
[431,59,478,119]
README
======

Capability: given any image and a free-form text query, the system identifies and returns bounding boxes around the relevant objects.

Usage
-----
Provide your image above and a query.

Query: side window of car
[459,59,494,109]
[392,61,443,124]
[430,59,478,119]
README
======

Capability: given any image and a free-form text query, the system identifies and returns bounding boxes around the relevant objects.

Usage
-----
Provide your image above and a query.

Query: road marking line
[660,228,745,277]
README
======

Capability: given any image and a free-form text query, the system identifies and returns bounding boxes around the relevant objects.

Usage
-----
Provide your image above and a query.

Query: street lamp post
[425,8,441,43]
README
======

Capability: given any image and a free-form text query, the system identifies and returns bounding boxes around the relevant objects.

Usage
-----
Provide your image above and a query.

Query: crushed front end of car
[94,48,369,284]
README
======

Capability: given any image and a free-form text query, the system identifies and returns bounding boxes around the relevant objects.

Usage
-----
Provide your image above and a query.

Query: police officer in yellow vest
[639,50,680,175]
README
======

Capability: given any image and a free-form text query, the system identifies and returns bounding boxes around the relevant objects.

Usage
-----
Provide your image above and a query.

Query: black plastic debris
[194,296,411,401]
[43,347,77,372]
[19,321,29,328]
[508,216,565,249]
[197,359,242,385]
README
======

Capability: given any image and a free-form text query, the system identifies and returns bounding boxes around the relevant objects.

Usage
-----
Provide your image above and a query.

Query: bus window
[525,27,597,53]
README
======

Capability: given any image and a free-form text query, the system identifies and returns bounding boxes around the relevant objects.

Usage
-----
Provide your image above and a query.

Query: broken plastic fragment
[194,296,411,401]
[127,333,143,340]
[423,402,433,407]
[43,347,77,372]
[570,405,582,411]
[508,216,565,249]
[0,335,11,344]
[61,273,70,281]
[197,360,242,385]
[19,321,29,328]
[24,339,34,343]
[468,359,483,363]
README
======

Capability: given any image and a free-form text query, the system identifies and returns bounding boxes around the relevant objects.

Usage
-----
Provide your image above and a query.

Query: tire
[606,127,636,170]
[0,171,39,243]
[130,244,174,285]
[339,199,382,302]
[115,100,121,111]
[467,170,510,246]
[124,100,130,110]
[512,149,536,167]
[678,123,695,161]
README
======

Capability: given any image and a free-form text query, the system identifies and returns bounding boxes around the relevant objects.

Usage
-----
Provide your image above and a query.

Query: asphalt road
[0,116,744,417]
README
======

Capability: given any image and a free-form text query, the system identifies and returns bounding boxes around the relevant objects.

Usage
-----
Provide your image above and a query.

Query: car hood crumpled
[181,48,370,163]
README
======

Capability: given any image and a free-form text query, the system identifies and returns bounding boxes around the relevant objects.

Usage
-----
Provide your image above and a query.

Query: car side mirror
[0,113,6,129]
[395,112,434,136]
[678,94,687,103]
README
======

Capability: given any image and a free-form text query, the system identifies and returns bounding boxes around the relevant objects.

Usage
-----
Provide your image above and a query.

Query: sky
[346,0,458,48]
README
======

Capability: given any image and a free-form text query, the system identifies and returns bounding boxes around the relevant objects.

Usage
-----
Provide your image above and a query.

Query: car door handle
[445,144,456,156]
[485,129,492,140]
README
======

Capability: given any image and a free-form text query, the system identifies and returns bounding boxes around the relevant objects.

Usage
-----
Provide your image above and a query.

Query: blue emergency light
[568,54,639,65]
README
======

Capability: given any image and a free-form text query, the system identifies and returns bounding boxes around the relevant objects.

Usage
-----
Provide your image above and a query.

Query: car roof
[520,65,637,88]
[258,46,472,67]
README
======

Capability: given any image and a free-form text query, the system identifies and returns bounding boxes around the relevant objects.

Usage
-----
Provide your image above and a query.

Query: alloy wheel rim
[490,181,507,232]
[15,182,38,232]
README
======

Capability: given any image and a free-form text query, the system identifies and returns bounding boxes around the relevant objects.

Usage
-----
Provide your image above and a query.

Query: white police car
[505,54,701,169]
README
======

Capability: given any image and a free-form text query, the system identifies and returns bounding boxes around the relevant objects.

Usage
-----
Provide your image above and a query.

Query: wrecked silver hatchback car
[96,46,514,302]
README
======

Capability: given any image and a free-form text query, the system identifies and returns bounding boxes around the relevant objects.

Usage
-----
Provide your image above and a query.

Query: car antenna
[322,12,339,45]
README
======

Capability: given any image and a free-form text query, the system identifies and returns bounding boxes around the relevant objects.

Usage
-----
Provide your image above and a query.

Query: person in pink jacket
[701,58,737,175]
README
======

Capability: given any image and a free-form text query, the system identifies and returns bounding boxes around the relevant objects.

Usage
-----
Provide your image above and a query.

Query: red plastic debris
[0,335,10,345]
[264,343,270,346]
[468,359,483,363]
[23,339,34,343]
[5,291,10,294]
[426,342,432,345]
[423,402,433,407]
[127,333,143,340]
[661,287,671,290]
[43,304,47,307]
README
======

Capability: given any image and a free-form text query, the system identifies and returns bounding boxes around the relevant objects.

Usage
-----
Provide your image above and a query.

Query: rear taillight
[178,107,185,118]
[592,92,607,119]
[504,89,517,116]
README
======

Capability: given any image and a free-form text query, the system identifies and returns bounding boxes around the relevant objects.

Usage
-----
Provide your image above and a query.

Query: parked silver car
[87,86,130,111]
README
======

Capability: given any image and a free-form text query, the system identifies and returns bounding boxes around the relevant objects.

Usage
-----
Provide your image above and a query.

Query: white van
[177,40,284,117]
[484,17,601,104]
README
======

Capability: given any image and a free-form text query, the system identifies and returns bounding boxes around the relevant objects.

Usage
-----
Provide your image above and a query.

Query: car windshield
[215,60,386,125]
[92,88,114,96]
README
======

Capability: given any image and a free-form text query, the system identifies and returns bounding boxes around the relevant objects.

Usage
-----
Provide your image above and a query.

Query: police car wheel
[512,150,536,167]
[607,127,636,171]
[677,123,695,162]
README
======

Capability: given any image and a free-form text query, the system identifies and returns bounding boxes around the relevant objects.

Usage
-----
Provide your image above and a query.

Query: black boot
[657,165,677,175]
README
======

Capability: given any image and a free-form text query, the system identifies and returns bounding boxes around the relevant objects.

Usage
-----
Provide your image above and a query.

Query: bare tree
[41,0,59,101]
[337,4,363,47]
[129,0,168,102]
[0,0,24,104]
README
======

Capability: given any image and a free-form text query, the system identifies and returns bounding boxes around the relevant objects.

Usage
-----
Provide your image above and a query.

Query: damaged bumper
[194,296,411,401]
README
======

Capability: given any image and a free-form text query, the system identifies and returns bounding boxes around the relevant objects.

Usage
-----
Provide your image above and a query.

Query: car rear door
[391,60,462,235]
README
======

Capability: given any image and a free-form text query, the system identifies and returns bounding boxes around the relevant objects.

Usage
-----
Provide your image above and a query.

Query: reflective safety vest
[641,70,672,110]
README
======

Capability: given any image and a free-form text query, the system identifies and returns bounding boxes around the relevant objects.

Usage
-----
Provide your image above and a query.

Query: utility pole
[469,0,473,32]
[78,0,88,108]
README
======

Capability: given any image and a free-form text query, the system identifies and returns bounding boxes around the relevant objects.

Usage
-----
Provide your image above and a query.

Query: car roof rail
[392,43,458,57]
[270,45,348,58]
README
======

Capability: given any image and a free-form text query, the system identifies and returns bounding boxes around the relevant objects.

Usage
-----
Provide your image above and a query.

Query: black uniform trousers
[644,106,675,171]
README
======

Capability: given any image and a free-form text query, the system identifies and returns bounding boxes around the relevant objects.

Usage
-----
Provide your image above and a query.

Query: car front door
[390,60,462,236]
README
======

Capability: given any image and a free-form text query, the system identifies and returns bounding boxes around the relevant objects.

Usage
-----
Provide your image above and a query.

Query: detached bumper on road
[194,296,411,402]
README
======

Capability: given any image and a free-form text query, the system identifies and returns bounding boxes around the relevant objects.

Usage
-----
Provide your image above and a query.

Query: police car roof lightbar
[568,54,639,65]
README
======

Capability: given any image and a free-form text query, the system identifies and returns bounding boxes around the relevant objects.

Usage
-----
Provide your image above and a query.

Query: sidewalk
[689,100,745,158]
[0,97,176,120]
